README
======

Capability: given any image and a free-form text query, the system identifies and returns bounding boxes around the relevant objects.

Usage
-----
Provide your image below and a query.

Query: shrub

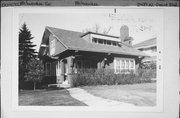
[72,68,156,87]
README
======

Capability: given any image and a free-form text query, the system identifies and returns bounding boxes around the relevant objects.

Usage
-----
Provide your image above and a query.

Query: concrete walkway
[67,88,135,107]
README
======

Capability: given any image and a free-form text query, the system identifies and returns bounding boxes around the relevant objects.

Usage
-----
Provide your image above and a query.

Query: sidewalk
[67,88,135,107]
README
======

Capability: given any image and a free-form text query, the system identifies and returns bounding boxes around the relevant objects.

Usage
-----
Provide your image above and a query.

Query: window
[121,60,125,69]
[115,59,121,73]
[107,40,111,45]
[92,38,98,43]
[151,47,157,52]
[112,41,117,46]
[98,39,103,44]
[91,37,119,47]
[76,60,92,70]
[104,40,107,45]
[115,58,135,74]
[130,60,134,69]
[126,60,129,69]
[45,63,51,76]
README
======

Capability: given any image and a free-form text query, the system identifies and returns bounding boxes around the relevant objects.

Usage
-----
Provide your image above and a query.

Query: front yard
[19,89,87,106]
[81,83,156,106]
[19,83,156,106]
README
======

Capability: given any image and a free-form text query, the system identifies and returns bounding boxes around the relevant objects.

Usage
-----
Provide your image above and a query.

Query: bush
[72,69,156,87]
[136,69,156,83]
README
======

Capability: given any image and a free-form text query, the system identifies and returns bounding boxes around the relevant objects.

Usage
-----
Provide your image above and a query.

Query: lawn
[19,89,87,106]
[81,83,156,106]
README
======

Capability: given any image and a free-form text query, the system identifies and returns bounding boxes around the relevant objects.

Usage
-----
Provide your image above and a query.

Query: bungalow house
[133,37,157,63]
[38,25,147,87]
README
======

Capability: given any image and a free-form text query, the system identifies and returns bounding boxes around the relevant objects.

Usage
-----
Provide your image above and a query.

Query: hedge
[72,69,156,87]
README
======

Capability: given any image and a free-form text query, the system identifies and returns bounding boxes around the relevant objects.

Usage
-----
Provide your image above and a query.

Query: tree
[19,23,37,89]
[19,23,37,65]
[82,24,112,35]
[25,58,44,91]
[103,26,112,35]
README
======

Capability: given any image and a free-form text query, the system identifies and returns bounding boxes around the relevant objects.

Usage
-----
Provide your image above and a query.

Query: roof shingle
[45,26,147,57]
[133,37,156,48]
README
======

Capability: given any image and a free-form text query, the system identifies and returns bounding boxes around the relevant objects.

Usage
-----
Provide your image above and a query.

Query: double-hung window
[114,58,135,74]
[115,59,121,73]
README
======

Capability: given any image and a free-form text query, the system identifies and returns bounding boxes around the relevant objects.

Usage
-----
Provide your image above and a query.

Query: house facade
[133,37,157,63]
[38,25,147,87]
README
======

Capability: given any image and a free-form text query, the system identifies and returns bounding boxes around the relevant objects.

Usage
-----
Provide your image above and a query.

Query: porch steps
[48,83,71,89]
[59,84,71,88]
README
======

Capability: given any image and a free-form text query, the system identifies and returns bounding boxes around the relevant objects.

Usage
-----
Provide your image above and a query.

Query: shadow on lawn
[19,87,87,106]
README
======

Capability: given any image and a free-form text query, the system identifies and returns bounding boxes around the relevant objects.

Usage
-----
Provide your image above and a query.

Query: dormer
[81,32,122,47]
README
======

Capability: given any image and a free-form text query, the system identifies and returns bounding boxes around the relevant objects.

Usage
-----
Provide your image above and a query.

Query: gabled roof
[39,26,147,57]
[133,37,157,49]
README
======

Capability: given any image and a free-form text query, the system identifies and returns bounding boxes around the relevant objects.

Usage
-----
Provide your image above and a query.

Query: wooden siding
[49,33,67,56]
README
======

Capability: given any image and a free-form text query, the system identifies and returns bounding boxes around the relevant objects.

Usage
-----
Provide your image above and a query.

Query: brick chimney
[120,25,133,47]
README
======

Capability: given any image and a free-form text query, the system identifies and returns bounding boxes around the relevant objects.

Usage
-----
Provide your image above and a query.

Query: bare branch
[103,26,112,35]
[82,24,112,35]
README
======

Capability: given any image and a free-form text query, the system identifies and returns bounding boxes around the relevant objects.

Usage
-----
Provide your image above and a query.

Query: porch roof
[40,26,148,57]
[133,37,157,49]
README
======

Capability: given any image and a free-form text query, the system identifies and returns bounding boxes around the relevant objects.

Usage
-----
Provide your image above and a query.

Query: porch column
[97,62,101,69]
[67,57,74,87]
[60,60,64,83]
[101,58,107,68]
[56,60,62,84]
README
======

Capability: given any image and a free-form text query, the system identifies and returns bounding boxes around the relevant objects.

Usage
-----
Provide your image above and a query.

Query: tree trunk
[33,82,36,91]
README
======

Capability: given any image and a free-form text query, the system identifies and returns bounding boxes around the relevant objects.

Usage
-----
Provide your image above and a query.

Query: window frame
[114,57,135,74]
[91,37,119,47]
[45,62,51,76]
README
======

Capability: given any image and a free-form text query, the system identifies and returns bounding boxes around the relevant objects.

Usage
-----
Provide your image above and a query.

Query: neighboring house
[133,37,157,63]
[38,25,147,87]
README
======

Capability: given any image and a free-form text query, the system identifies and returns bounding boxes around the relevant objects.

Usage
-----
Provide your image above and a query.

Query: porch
[44,51,138,88]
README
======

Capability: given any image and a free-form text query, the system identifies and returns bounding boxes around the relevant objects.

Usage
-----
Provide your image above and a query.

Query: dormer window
[98,39,103,44]
[92,38,98,43]
[106,40,111,45]
[81,32,121,47]
[92,37,120,47]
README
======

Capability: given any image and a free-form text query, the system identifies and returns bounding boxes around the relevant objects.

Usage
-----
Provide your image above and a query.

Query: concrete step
[60,84,71,88]
[48,83,71,89]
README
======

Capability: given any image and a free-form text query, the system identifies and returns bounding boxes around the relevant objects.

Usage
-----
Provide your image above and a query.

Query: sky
[19,11,159,52]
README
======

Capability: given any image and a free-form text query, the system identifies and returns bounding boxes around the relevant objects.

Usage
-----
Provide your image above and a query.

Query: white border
[10,7,164,112]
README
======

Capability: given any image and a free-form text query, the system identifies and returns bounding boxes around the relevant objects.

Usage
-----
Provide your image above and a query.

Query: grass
[81,83,156,106]
[19,89,87,106]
